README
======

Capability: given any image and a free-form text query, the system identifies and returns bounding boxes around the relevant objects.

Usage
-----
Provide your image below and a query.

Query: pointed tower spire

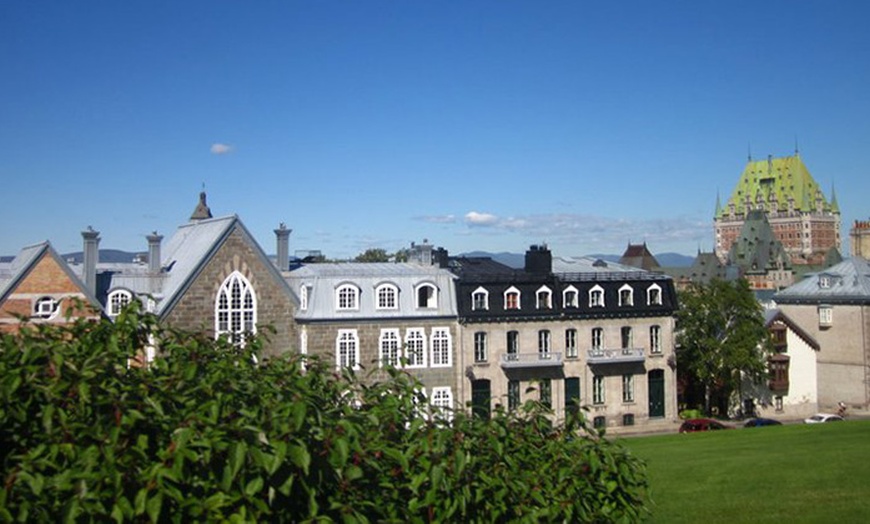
[747,143,752,162]
[191,191,213,221]
[794,135,800,156]
[715,190,722,217]
[830,182,839,213]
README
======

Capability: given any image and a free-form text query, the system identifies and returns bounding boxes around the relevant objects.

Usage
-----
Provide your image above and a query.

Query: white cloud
[464,211,499,226]
[417,214,457,224]
[210,143,234,155]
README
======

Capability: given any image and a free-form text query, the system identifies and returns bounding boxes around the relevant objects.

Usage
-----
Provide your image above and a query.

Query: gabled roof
[727,210,791,272]
[619,243,661,271]
[718,154,835,218]
[764,308,820,351]
[0,241,102,312]
[774,257,870,304]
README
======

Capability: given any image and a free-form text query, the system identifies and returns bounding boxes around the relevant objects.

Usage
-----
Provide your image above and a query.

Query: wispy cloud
[416,214,457,224]
[210,143,234,155]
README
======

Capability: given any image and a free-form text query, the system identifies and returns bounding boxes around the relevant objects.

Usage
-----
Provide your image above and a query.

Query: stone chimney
[81,227,100,294]
[525,244,552,274]
[274,223,291,271]
[147,231,163,274]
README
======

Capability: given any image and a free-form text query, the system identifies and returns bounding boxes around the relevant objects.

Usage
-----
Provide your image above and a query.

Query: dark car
[743,417,783,428]
[679,418,732,433]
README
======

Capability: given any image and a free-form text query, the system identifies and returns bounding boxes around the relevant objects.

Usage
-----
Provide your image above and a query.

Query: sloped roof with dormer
[287,262,458,321]
[764,308,820,351]
[774,257,870,305]
[0,241,102,311]
[727,210,791,272]
[717,154,835,218]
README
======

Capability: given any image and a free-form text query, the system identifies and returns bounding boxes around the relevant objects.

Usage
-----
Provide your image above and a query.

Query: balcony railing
[587,347,645,364]
[500,352,563,369]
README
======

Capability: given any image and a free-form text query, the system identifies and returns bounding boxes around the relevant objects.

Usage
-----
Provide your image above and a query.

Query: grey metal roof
[774,257,870,304]
[0,242,50,302]
[288,262,458,320]
[552,256,670,281]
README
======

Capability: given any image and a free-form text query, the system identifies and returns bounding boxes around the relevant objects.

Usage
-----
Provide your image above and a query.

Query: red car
[679,418,733,433]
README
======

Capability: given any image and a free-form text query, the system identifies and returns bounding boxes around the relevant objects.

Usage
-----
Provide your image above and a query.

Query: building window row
[334,282,440,312]
[471,283,664,311]
[369,327,453,369]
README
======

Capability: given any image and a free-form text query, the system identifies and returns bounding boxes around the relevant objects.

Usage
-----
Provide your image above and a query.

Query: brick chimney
[274,223,291,271]
[147,231,163,274]
[81,227,100,294]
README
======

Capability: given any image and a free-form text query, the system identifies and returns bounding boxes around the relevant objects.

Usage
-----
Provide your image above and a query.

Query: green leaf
[245,476,264,497]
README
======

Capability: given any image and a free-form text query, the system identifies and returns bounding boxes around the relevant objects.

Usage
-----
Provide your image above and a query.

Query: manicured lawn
[618,420,870,523]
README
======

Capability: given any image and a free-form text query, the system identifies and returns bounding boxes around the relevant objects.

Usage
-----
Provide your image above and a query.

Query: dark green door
[648,370,665,418]
[471,379,491,420]
[565,377,581,417]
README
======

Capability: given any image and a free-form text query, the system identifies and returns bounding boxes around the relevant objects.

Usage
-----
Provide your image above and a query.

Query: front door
[471,379,491,420]
[648,369,665,418]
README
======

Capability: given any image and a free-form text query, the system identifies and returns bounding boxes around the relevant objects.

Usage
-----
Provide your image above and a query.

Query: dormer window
[299,285,309,311]
[536,286,553,309]
[107,289,133,317]
[416,283,438,308]
[472,287,489,311]
[563,285,579,308]
[33,296,60,320]
[376,283,399,310]
[504,286,521,310]
[618,284,634,307]
[647,284,662,305]
[336,284,360,311]
[589,285,604,308]
[818,275,831,289]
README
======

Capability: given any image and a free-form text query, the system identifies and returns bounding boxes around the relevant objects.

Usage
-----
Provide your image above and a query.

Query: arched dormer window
[647,283,662,305]
[299,284,310,311]
[216,271,257,345]
[416,282,438,308]
[618,284,634,307]
[589,285,604,308]
[375,283,399,310]
[472,286,489,311]
[336,283,360,311]
[563,285,579,308]
[504,286,521,310]
[536,285,552,309]
[107,289,133,318]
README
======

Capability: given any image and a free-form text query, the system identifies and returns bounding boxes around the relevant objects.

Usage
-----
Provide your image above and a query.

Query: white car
[804,413,844,424]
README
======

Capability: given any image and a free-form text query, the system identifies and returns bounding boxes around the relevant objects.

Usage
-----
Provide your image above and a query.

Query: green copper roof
[717,154,834,218]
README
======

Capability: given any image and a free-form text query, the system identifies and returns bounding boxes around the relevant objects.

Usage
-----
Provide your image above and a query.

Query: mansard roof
[774,257,870,304]
[717,154,836,218]
[619,243,661,271]
[288,262,458,320]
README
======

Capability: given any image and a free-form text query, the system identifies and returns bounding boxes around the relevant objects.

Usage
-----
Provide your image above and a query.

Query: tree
[354,248,390,262]
[675,278,771,416]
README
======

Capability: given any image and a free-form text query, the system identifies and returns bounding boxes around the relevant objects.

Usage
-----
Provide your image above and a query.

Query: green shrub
[0,307,649,522]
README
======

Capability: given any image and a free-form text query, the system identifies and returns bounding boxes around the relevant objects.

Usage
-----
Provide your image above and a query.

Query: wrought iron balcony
[587,347,645,364]
[500,351,563,369]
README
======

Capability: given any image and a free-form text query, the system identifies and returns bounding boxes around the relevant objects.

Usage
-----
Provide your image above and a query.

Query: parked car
[804,413,844,424]
[744,418,783,428]
[679,418,733,433]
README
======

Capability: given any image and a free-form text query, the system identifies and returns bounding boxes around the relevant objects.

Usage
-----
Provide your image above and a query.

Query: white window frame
[107,289,133,317]
[504,286,521,310]
[215,271,257,345]
[299,284,309,311]
[622,374,634,403]
[33,296,60,320]
[472,286,489,311]
[565,328,578,358]
[536,285,553,309]
[563,285,579,308]
[336,283,360,311]
[473,331,488,363]
[819,306,833,326]
[415,282,438,309]
[591,327,603,351]
[618,284,634,307]
[589,285,605,308]
[405,328,427,368]
[538,329,551,357]
[379,328,401,368]
[431,327,452,367]
[430,386,454,421]
[647,283,662,305]
[336,329,360,370]
[375,283,399,310]
[650,325,662,354]
[593,375,605,405]
[621,326,633,349]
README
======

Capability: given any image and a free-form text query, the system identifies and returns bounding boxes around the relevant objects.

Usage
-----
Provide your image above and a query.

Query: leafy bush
[1,307,649,522]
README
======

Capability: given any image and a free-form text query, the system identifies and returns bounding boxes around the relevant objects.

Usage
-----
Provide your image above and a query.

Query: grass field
[618,420,870,523]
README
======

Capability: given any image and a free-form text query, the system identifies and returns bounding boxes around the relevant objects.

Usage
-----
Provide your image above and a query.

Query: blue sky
[2,1,869,260]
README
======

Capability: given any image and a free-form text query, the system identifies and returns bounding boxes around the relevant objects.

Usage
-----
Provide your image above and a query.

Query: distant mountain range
[0,250,145,265]
[461,251,695,268]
